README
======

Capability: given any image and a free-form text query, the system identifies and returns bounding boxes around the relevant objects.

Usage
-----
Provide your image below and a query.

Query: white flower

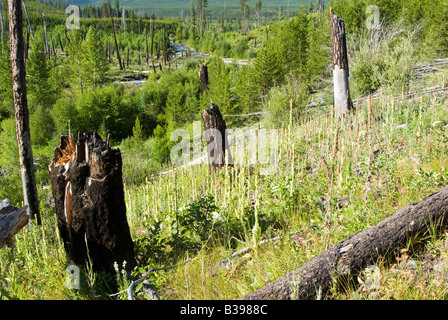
[211,212,222,221]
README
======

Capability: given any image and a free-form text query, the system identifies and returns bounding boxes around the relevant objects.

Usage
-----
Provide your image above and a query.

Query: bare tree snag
[201,102,232,173]
[49,133,136,275]
[8,0,41,225]
[330,7,352,117]
[199,63,208,94]
[145,27,149,65]
[162,26,167,65]
[110,13,123,71]
[58,33,64,53]
[241,185,448,300]
[0,199,29,249]
[150,18,155,58]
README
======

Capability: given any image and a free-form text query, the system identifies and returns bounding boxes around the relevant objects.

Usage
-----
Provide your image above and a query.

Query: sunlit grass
[1,75,448,299]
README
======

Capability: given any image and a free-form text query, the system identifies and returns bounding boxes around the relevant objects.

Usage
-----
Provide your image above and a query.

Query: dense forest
[1,0,448,301]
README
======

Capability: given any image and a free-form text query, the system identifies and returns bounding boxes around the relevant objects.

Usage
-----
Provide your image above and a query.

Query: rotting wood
[201,102,232,173]
[240,185,448,300]
[49,133,135,275]
[0,199,29,249]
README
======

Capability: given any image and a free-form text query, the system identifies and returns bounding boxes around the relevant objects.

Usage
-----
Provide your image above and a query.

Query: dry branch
[241,185,448,300]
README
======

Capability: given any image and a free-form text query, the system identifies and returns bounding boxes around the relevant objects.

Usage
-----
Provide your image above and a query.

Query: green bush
[350,23,417,97]
[263,78,310,127]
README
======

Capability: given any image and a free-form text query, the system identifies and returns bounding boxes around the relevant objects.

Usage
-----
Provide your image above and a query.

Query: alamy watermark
[65,5,80,30]
[64,265,80,290]
[365,5,380,30]
[170,122,279,175]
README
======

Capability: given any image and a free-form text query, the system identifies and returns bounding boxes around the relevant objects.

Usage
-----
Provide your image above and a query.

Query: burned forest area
[1,0,448,307]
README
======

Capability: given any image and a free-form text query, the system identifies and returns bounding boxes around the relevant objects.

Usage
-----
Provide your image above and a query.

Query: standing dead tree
[241,185,448,300]
[199,62,208,94]
[0,199,29,249]
[330,7,353,117]
[49,133,136,274]
[110,11,123,71]
[201,103,232,173]
[8,0,41,225]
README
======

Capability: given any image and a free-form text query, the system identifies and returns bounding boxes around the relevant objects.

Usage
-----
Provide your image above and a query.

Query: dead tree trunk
[0,199,29,249]
[330,7,352,117]
[150,19,155,58]
[199,62,208,94]
[145,27,149,65]
[110,14,123,71]
[49,133,136,275]
[162,26,167,65]
[241,185,448,300]
[8,0,41,225]
[201,102,232,173]
[58,33,64,53]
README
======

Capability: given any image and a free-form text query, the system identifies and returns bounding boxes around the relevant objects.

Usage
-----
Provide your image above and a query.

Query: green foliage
[51,95,79,137]
[27,32,53,108]
[173,193,220,251]
[0,117,22,206]
[0,43,13,121]
[151,124,172,164]
[207,56,233,114]
[81,26,110,88]
[30,105,56,146]
[263,78,310,127]
[75,84,139,143]
[350,24,417,97]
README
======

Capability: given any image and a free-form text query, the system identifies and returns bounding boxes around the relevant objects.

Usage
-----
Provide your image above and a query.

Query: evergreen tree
[208,57,233,114]
[0,42,12,120]
[65,29,84,92]
[27,32,52,109]
[82,26,109,88]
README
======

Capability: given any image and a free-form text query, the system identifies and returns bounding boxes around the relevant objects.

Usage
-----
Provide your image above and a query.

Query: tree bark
[145,27,149,65]
[162,26,167,65]
[201,102,232,173]
[8,0,41,225]
[0,199,29,249]
[150,18,154,58]
[199,62,208,94]
[330,7,352,118]
[241,185,448,300]
[49,133,136,275]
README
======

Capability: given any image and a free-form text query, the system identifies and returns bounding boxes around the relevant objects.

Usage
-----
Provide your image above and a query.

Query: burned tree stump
[199,63,209,94]
[201,103,232,173]
[330,7,353,117]
[49,133,136,275]
[0,199,29,249]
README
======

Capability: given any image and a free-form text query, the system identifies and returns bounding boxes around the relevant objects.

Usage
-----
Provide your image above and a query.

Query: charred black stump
[49,132,136,276]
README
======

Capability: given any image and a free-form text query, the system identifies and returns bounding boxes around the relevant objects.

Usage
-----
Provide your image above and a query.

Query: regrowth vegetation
[1,0,448,300]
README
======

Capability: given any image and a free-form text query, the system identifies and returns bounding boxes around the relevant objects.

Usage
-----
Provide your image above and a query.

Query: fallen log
[241,185,448,300]
[0,199,29,249]
[49,133,136,275]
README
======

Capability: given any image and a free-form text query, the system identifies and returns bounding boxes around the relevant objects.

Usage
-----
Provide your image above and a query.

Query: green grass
[2,77,448,299]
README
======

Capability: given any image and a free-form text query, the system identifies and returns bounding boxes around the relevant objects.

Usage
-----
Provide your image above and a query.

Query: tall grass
[1,72,447,299]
